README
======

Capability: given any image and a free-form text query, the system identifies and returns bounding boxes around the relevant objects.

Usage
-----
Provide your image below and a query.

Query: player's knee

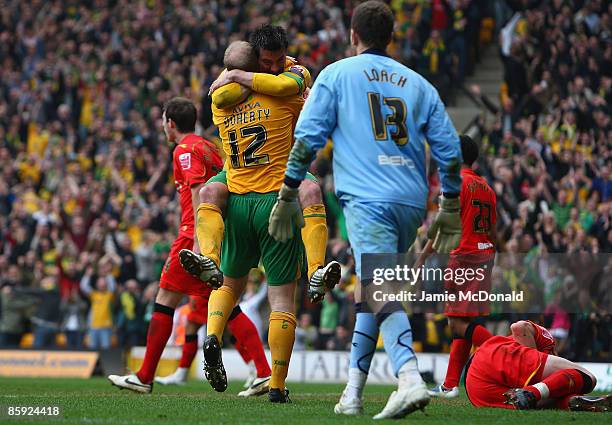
[229,305,242,321]
[298,178,322,207]
[199,182,228,211]
[576,369,596,393]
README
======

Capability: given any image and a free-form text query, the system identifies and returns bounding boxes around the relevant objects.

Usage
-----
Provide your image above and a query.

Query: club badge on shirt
[179,152,191,170]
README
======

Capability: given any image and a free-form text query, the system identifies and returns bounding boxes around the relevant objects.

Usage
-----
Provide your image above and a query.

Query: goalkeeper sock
[348,310,379,374]
[268,311,296,390]
[301,204,328,279]
[206,286,236,341]
[379,309,415,377]
[228,307,271,378]
[525,369,586,401]
[443,338,472,389]
[137,303,174,384]
[196,203,224,267]
[178,333,198,368]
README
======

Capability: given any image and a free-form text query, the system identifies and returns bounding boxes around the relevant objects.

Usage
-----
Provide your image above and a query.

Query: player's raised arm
[424,87,463,253]
[267,67,337,242]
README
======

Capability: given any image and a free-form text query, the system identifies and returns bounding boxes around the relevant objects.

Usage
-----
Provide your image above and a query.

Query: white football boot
[373,359,430,420]
[154,367,188,385]
[373,382,430,420]
[108,373,152,394]
[238,376,271,397]
[334,388,364,415]
[428,384,460,398]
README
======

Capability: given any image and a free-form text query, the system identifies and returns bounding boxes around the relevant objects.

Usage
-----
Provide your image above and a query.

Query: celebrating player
[428,135,496,398]
[268,1,462,419]
[107,97,225,393]
[180,27,340,304]
[154,294,272,397]
[466,320,611,412]
[182,36,307,403]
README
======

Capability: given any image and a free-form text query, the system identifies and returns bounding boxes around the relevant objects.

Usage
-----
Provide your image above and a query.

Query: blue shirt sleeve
[285,67,338,182]
[424,87,462,195]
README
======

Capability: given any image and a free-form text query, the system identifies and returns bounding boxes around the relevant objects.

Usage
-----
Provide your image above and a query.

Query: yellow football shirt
[212,93,304,194]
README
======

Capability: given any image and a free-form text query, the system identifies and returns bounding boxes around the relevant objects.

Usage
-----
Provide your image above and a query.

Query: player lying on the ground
[107,97,223,394]
[179,31,340,304]
[155,295,271,397]
[424,135,497,399]
[180,31,311,404]
[466,319,611,412]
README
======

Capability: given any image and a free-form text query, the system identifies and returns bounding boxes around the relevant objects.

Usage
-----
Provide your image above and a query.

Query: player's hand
[208,70,235,95]
[285,56,298,66]
[427,195,461,253]
[268,184,304,243]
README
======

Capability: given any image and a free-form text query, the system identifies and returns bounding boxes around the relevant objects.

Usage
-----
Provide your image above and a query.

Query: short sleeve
[177,145,207,187]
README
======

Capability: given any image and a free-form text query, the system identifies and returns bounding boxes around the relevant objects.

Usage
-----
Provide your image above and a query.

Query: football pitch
[0,377,603,424]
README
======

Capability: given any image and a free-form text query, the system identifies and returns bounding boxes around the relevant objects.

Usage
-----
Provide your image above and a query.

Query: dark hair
[249,24,289,56]
[460,135,479,166]
[351,1,394,51]
[163,97,196,133]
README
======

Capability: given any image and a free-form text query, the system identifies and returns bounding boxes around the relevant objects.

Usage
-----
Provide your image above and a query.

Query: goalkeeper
[267,1,462,420]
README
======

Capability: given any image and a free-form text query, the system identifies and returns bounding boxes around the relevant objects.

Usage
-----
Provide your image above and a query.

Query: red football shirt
[173,134,223,237]
[452,168,497,255]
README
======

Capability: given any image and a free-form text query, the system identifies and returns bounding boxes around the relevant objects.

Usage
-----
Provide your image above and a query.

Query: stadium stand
[0,0,609,362]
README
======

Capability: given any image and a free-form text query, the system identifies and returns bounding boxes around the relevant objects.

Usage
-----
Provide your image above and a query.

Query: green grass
[0,377,604,424]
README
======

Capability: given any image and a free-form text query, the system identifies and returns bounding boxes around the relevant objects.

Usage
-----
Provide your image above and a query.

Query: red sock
[525,369,585,401]
[470,324,493,346]
[136,304,174,384]
[228,310,271,378]
[443,338,472,388]
[554,395,575,410]
[178,334,198,368]
[234,339,252,364]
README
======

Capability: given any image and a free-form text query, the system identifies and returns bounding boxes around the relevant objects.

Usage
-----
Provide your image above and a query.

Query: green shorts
[207,170,318,185]
[221,192,305,285]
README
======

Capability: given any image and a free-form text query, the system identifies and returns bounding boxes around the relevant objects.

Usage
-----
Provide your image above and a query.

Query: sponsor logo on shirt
[378,155,415,168]
[179,152,191,170]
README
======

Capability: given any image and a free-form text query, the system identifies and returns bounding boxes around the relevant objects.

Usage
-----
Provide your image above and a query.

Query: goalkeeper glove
[427,195,461,253]
[268,184,305,243]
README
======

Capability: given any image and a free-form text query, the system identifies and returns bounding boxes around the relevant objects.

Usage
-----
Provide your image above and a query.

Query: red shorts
[186,295,210,325]
[465,335,548,409]
[444,253,494,317]
[160,235,213,298]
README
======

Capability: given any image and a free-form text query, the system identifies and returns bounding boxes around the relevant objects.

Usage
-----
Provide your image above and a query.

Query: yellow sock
[196,203,224,267]
[268,311,297,390]
[301,204,327,279]
[206,286,236,341]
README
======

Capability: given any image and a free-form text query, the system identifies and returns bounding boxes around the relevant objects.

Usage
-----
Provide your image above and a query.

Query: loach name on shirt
[363,69,407,87]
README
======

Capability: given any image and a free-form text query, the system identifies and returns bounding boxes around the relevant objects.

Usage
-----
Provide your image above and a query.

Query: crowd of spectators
[460,0,611,360]
[0,0,609,362]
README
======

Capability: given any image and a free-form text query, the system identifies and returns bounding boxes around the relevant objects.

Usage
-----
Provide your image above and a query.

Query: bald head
[224,41,258,72]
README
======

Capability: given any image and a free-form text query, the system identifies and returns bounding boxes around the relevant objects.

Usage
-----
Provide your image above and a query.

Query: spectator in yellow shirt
[80,267,116,350]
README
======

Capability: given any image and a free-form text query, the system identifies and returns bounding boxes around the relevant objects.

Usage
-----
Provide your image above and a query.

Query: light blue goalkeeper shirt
[286,50,462,208]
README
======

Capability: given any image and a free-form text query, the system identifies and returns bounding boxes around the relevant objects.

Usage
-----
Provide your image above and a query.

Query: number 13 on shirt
[367,92,408,146]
